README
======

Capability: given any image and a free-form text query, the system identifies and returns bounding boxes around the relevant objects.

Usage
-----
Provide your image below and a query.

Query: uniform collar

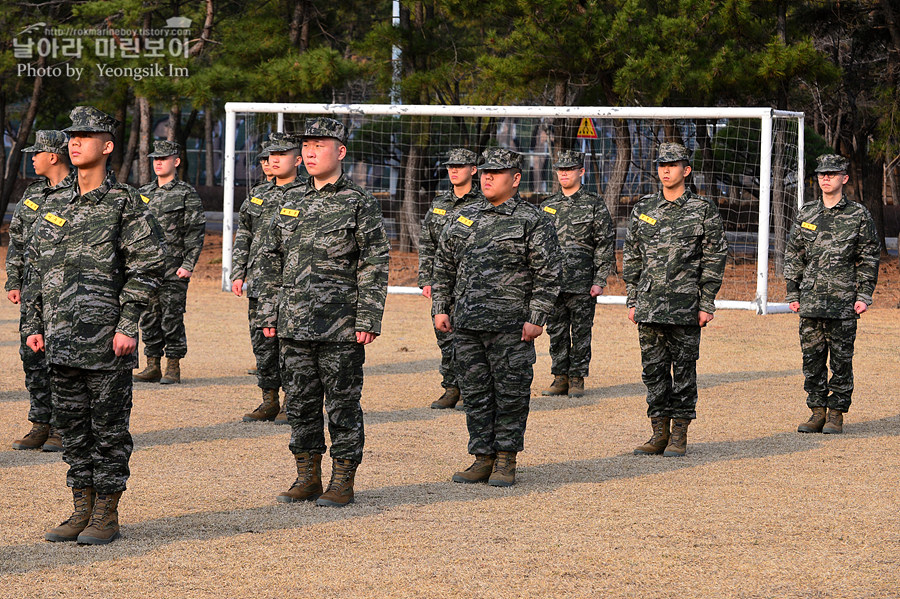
[656,189,691,208]
[72,170,116,204]
[305,171,348,194]
[479,193,521,215]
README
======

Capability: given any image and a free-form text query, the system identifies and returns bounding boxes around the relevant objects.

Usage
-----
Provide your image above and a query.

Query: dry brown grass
[1,256,898,598]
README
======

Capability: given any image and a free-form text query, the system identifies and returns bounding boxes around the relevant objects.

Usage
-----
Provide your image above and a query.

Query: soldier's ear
[102,140,115,156]
[337,143,347,161]
[174,156,181,168]
[683,164,692,177]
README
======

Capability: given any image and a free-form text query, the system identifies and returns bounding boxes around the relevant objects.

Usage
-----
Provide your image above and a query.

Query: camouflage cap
[443,148,478,166]
[554,150,585,169]
[479,147,523,171]
[266,131,301,153]
[815,154,849,173]
[654,142,691,165]
[23,130,68,155]
[63,106,120,135]
[148,140,181,158]
[302,117,347,144]
[256,140,273,162]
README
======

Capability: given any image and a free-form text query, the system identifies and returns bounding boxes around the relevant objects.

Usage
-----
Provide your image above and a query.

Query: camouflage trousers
[19,322,52,424]
[431,303,458,388]
[248,298,281,390]
[280,338,365,463]
[49,365,133,494]
[140,278,189,358]
[637,323,702,420]
[434,328,458,388]
[547,292,596,377]
[799,317,857,412]
[454,328,535,455]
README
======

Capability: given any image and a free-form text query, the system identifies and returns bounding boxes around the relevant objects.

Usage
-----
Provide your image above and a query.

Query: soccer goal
[221,103,804,315]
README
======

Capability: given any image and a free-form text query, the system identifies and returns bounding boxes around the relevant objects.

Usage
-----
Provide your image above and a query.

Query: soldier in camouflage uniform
[786,154,880,435]
[433,148,561,487]
[7,130,75,452]
[418,148,482,409]
[245,139,274,377]
[257,118,390,507]
[623,142,727,458]
[232,132,304,423]
[539,150,615,398]
[23,106,165,544]
[132,141,206,385]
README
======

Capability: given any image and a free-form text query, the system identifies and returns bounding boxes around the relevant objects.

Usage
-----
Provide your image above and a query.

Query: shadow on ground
[0,413,897,575]
[0,368,799,469]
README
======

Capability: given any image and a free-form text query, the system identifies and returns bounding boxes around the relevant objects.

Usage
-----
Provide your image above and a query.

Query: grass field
[1,246,898,598]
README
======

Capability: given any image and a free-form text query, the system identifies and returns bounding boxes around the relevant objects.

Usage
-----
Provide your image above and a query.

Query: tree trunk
[178,108,198,180]
[603,119,631,222]
[400,144,424,253]
[119,96,141,184]
[290,0,310,50]
[138,96,152,185]
[110,97,128,175]
[0,56,44,214]
[205,108,216,186]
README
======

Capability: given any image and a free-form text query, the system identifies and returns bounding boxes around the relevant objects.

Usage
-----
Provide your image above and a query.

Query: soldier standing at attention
[433,148,561,487]
[232,132,304,423]
[23,106,165,544]
[257,118,390,507]
[418,148,482,409]
[623,142,727,458]
[786,154,880,435]
[8,131,75,452]
[539,150,615,398]
[132,141,206,385]
[245,139,275,378]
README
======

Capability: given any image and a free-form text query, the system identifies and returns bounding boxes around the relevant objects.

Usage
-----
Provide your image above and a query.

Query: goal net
[221,104,804,314]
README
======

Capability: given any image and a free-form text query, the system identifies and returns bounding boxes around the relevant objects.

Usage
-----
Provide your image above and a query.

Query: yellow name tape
[24,199,39,211]
[457,216,473,227]
[250,197,264,205]
[432,208,446,215]
[801,222,817,231]
[140,194,150,204]
[44,213,66,227]
[280,208,300,218]
[639,213,657,225]
[543,206,557,215]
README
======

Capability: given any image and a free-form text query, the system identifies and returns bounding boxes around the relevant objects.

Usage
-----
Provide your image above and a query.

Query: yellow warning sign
[577,118,598,139]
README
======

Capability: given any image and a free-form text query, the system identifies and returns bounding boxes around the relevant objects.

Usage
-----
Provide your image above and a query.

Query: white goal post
[221,103,804,315]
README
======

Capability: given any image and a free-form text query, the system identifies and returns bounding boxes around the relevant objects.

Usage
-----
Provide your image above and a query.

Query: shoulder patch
[457,216,474,227]
[639,213,657,226]
[280,207,299,218]
[24,199,39,211]
[543,206,557,215]
[801,222,817,231]
[250,197,264,205]
[432,207,447,216]
[44,213,66,227]
[140,194,151,204]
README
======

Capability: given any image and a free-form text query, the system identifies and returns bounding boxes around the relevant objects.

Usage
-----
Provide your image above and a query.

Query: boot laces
[327,462,354,491]
[87,496,114,527]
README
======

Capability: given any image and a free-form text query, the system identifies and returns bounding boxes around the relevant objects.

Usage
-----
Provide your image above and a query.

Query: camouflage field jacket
[432,194,561,332]
[138,178,205,279]
[256,174,390,341]
[23,172,165,369]
[784,196,880,319]
[539,187,615,293]
[622,189,727,325]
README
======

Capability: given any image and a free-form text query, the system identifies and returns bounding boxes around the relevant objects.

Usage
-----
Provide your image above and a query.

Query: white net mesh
[229,107,802,308]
